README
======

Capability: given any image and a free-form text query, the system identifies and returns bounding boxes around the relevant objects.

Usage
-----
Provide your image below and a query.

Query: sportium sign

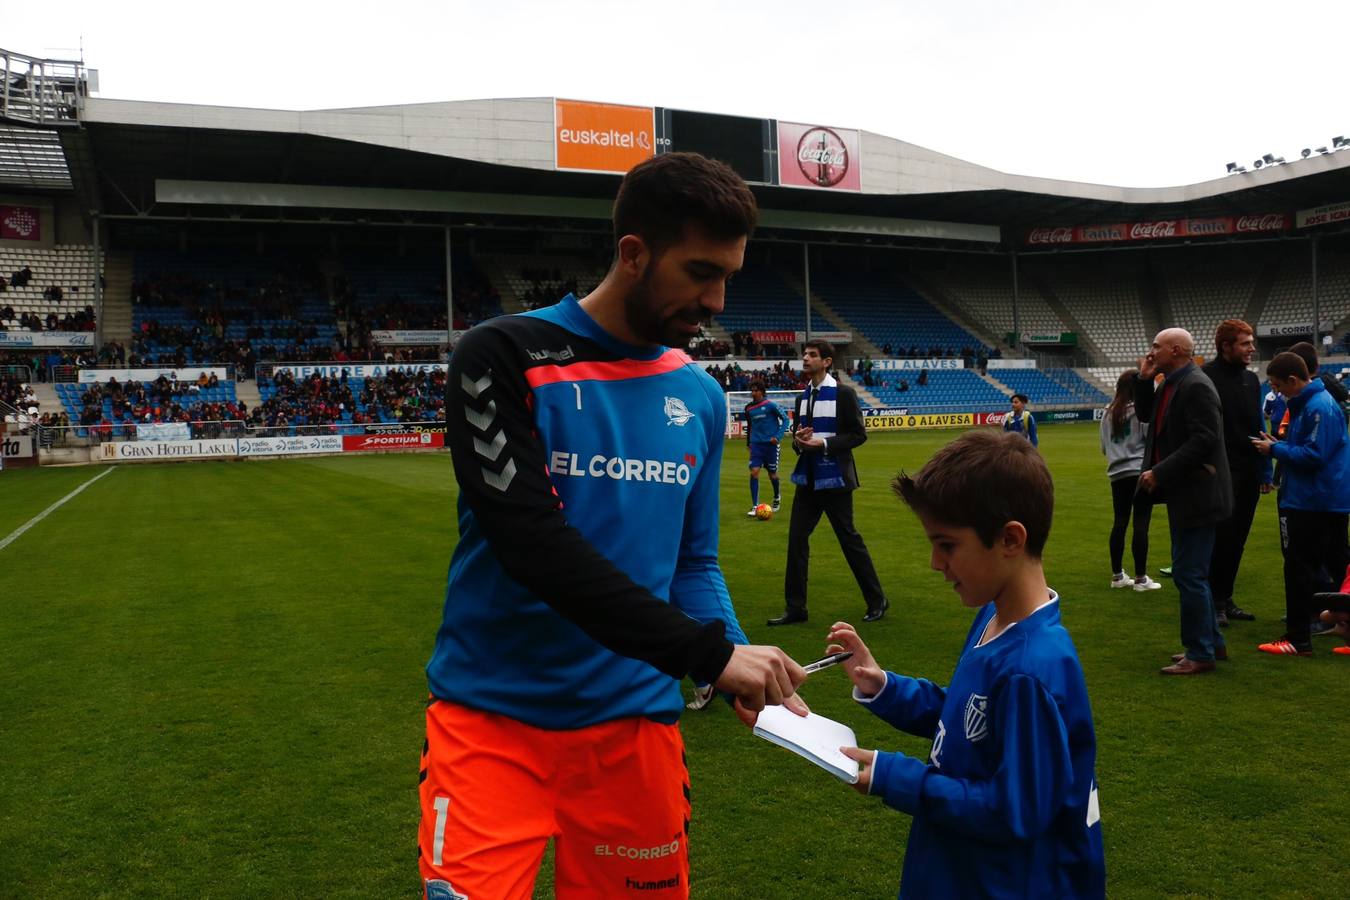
[777,121,861,191]
[554,99,655,174]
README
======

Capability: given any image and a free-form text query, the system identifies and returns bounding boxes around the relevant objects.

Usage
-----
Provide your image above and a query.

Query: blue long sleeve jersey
[745,398,789,444]
[431,294,749,730]
[859,595,1105,899]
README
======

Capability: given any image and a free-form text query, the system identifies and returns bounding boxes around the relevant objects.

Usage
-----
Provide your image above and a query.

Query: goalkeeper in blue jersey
[826,430,1105,899]
[744,380,790,516]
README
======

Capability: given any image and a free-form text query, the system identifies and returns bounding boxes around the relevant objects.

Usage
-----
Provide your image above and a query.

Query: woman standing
[1102,370,1163,591]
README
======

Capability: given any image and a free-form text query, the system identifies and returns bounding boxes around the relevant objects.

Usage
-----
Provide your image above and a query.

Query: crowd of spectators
[702,362,806,393]
[0,303,97,332]
[1,371,36,411]
[249,368,447,433]
[518,264,602,311]
[75,374,246,439]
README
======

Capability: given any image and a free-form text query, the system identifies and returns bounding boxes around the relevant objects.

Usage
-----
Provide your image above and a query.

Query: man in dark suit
[1203,319,1271,627]
[1135,328,1233,674]
[769,340,889,625]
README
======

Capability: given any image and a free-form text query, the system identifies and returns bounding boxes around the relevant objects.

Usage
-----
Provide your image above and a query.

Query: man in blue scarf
[769,340,890,625]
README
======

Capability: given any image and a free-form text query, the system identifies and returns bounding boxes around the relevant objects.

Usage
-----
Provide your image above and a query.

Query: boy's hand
[840,747,875,794]
[825,622,886,698]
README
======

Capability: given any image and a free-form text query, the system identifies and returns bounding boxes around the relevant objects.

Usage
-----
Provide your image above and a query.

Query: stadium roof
[12,93,1350,246]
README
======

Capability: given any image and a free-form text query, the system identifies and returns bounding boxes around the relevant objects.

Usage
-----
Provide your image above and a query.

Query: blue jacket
[1271,378,1350,513]
[862,596,1104,899]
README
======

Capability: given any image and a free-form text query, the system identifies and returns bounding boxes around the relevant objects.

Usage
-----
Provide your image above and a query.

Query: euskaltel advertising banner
[1025,213,1289,245]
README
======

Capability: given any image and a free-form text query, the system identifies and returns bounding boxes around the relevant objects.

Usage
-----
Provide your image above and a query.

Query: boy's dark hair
[1011,393,1029,404]
[749,379,766,393]
[892,429,1054,558]
[612,152,758,257]
[1287,341,1319,374]
[803,339,835,365]
[1267,351,1310,381]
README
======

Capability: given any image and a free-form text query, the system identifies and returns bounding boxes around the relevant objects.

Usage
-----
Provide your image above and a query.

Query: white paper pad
[753,705,861,784]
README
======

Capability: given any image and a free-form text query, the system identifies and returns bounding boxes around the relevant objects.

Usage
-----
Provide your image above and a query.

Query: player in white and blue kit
[744,380,790,516]
[827,430,1105,899]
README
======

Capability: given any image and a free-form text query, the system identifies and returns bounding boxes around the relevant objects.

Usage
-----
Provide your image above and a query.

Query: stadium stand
[865,368,1009,412]
[0,245,100,331]
[1020,254,1152,365]
[907,253,1065,342]
[811,268,989,359]
[1147,244,1270,346]
[55,375,241,439]
[1260,240,1350,334]
[716,264,831,337]
[990,367,1109,406]
[253,368,446,434]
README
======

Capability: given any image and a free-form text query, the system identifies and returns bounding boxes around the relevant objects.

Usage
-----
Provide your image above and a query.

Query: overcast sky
[8,0,1348,188]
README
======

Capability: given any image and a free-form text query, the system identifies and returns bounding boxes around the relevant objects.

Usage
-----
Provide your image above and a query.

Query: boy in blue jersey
[421,153,808,900]
[744,380,790,515]
[1003,393,1039,446]
[828,429,1105,898]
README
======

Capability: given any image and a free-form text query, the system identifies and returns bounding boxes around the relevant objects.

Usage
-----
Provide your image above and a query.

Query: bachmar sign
[555,99,655,174]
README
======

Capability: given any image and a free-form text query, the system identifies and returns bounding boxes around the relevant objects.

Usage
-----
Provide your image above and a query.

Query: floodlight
[1302,148,1312,158]
[1226,162,1239,173]
[1334,136,1348,149]
[1262,154,1276,165]
[1274,156,1286,164]
[1253,159,1263,169]
[1317,146,1330,154]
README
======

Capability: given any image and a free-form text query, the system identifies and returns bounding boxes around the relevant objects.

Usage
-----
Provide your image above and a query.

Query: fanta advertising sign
[777,121,862,191]
[555,99,655,174]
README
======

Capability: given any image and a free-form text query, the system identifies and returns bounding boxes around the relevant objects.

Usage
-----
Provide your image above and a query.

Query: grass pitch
[2,425,1348,898]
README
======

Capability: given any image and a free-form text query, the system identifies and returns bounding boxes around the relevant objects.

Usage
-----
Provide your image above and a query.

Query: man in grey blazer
[1134,328,1233,674]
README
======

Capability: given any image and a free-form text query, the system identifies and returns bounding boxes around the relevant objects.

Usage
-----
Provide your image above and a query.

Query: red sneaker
[1257,639,1312,657]
[1332,645,1350,656]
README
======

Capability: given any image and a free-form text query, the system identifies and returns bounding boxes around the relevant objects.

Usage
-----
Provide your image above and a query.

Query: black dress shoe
[862,599,890,622]
[1225,604,1256,621]
[767,610,808,626]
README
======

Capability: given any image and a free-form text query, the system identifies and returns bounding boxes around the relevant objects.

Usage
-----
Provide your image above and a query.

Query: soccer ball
[754,503,773,520]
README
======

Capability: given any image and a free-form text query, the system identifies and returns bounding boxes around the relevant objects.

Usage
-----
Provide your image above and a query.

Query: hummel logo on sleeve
[464,401,497,432]
[462,372,493,398]
[482,458,518,492]
[473,430,507,462]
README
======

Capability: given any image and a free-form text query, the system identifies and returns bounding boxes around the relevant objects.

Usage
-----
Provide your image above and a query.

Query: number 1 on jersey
[573,383,583,410]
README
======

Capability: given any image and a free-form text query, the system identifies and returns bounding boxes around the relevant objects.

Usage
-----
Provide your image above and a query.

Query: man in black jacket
[1136,328,1233,674]
[769,340,889,625]
[1203,319,1272,627]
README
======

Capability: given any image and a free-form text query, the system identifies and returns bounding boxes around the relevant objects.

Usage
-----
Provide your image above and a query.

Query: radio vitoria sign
[777,121,861,191]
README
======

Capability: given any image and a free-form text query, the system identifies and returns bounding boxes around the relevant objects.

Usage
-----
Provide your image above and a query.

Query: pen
[802,650,853,674]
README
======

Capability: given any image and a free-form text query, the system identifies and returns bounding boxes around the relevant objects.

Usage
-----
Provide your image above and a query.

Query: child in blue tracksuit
[828,429,1104,898]
[1003,392,1039,447]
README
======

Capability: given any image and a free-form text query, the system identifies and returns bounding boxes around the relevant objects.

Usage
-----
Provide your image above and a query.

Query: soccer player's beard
[623,270,704,350]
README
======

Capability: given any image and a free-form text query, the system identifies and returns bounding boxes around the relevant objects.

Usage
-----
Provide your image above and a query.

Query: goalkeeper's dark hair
[612,153,758,258]
[892,429,1054,558]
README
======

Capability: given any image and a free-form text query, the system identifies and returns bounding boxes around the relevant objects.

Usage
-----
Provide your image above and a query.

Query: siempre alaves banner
[271,362,448,379]
[237,435,344,457]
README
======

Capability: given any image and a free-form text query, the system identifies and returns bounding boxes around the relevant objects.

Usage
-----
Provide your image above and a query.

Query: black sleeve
[827,386,868,452]
[1132,375,1155,424]
[446,324,733,684]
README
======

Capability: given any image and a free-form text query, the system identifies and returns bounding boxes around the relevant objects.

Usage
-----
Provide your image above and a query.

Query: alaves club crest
[964,693,989,743]
[664,396,694,426]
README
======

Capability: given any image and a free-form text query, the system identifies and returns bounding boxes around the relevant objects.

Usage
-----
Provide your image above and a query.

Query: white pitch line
[0,466,115,553]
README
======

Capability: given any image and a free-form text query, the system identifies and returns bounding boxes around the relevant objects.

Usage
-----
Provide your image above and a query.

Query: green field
[3,424,1349,898]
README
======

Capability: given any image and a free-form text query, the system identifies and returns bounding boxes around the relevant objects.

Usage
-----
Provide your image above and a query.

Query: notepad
[753,705,860,784]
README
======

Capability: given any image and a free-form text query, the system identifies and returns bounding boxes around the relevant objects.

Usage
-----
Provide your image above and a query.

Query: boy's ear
[1000,520,1028,556]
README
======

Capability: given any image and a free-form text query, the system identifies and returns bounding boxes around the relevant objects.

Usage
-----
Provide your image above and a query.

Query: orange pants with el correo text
[418,700,691,900]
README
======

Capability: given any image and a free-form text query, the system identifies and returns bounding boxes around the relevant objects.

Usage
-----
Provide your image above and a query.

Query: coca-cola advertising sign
[1234,213,1290,232]
[1025,213,1289,244]
[777,121,861,191]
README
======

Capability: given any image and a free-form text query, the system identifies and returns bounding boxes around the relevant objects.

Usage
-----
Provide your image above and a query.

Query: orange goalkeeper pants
[418,700,691,900]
